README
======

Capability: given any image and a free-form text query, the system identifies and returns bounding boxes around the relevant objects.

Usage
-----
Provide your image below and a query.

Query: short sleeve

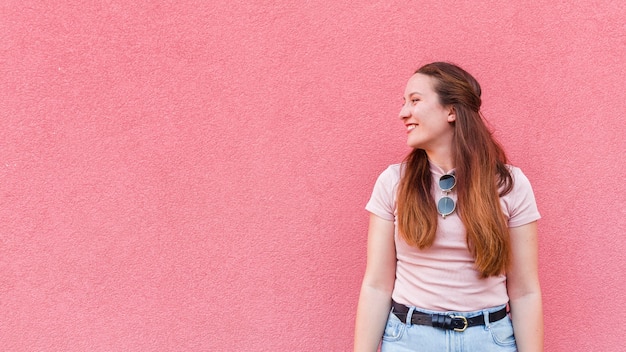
[365,165,401,221]
[501,167,541,228]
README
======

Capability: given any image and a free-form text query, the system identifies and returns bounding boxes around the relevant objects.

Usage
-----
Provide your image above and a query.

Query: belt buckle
[450,315,468,332]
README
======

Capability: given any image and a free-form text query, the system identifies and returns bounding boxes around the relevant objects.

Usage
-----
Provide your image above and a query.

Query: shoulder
[374,163,403,186]
[366,164,403,219]
[505,165,533,190]
[501,165,541,225]
[380,163,402,178]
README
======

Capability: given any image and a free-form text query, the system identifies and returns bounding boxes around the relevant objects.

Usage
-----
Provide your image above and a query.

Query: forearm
[509,292,543,352]
[353,284,392,352]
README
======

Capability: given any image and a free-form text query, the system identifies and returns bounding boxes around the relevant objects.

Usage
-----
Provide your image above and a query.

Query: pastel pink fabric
[366,163,540,312]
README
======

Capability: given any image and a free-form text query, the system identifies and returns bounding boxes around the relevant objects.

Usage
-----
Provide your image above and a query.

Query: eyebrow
[403,92,423,100]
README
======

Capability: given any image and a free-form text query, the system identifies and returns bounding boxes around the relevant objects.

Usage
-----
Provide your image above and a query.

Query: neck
[426,150,455,173]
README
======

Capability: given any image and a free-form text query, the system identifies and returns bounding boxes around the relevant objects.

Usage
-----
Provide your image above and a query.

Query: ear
[447,106,456,123]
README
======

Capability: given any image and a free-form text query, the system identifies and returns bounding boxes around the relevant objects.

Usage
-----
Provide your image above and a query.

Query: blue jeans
[381,304,517,352]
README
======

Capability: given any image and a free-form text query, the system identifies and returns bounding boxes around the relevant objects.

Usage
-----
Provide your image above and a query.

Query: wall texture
[1,1,624,351]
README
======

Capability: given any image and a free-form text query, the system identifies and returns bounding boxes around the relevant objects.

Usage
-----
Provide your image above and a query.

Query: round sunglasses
[437,174,456,218]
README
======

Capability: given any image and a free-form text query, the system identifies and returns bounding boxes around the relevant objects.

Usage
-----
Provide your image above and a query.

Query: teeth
[407,125,417,131]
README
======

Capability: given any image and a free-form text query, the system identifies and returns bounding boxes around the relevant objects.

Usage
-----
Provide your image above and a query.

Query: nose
[399,103,410,120]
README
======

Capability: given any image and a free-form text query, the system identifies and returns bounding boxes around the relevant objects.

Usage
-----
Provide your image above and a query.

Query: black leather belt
[391,301,508,332]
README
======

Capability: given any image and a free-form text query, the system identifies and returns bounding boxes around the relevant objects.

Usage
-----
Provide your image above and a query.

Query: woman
[354,62,543,352]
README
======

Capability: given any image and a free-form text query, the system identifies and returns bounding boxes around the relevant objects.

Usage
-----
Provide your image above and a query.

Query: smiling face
[399,73,456,154]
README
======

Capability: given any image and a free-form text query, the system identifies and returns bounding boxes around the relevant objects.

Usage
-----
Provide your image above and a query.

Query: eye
[411,98,420,104]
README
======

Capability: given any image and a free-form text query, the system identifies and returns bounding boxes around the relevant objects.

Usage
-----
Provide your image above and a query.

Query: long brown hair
[396,62,513,278]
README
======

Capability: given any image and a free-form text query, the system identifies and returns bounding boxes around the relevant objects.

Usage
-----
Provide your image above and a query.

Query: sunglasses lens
[438,196,455,216]
[439,174,456,191]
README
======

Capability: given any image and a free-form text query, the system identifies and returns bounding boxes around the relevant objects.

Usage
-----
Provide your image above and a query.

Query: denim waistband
[398,303,508,318]
[391,300,509,331]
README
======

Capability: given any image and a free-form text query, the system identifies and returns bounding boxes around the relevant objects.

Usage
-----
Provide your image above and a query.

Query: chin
[406,140,423,149]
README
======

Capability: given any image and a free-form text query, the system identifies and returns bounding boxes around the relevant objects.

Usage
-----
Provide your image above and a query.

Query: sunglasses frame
[437,174,456,218]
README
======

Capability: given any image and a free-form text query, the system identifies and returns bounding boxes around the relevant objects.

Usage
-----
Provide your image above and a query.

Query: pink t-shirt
[365,163,541,312]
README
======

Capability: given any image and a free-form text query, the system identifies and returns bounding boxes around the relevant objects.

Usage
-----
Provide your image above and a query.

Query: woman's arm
[507,221,543,352]
[354,213,397,352]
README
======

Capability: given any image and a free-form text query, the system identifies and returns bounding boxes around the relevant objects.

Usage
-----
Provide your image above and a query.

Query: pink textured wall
[1,1,624,351]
